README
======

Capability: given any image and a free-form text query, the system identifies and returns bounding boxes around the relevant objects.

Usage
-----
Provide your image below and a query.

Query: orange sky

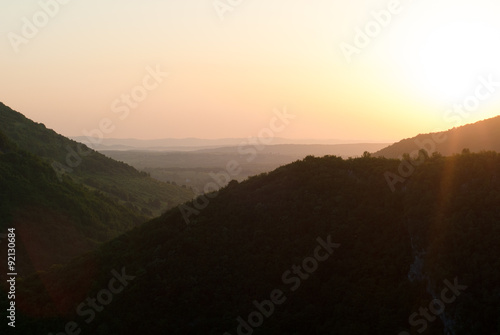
[2,0,500,141]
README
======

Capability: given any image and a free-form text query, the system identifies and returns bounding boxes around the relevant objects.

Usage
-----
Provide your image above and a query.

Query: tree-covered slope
[0,102,193,216]
[8,152,500,334]
[373,115,500,158]
[0,130,144,275]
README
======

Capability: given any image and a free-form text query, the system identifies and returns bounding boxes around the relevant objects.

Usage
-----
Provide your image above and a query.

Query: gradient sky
[2,0,500,141]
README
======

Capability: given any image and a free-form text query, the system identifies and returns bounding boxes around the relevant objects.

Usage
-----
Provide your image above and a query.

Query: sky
[2,0,500,142]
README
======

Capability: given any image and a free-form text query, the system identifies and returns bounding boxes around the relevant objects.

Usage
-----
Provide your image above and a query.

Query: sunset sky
[2,0,500,141]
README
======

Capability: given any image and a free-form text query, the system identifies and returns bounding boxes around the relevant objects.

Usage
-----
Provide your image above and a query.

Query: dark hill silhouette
[9,153,500,334]
[373,115,500,158]
[0,130,144,274]
[0,102,193,216]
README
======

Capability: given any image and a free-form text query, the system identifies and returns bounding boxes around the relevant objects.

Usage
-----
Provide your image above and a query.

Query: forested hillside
[373,116,500,159]
[0,131,143,274]
[0,102,193,216]
[7,152,500,334]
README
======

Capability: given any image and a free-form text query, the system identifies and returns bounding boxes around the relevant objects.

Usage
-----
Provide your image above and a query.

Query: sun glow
[416,21,500,101]
[384,0,500,110]
[4,1,500,140]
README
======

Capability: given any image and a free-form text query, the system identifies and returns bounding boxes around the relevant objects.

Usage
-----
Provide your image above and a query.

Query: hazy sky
[2,0,500,141]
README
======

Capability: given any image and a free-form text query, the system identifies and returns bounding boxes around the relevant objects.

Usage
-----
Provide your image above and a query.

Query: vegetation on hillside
[6,152,500,334]
[0,130,143,274]
[373,115,500,158]
[0,102,194,217]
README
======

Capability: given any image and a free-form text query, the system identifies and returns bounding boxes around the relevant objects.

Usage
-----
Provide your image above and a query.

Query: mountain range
[1,103,500,334]
[9,151,500,334]
[72,136,385,152]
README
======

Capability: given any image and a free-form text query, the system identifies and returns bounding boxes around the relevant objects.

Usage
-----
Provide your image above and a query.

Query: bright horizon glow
[1,0,500,141]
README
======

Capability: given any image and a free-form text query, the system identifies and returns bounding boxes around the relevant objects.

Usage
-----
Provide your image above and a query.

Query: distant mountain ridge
[373,115,500,158]
[100,143,391,192]
[195,143,391,156]
[72,136,388,151]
